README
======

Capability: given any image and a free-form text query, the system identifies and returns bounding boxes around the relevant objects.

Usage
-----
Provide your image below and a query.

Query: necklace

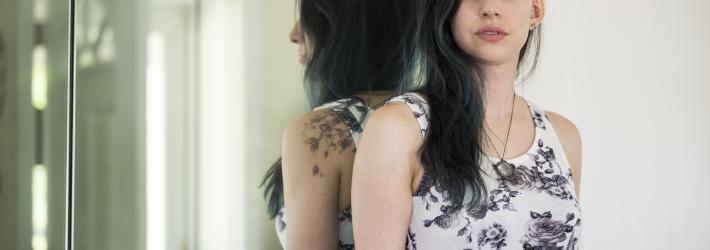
[483,94,516,179]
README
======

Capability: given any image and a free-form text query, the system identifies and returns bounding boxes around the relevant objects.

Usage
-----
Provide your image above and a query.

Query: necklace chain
[483,94,516,162]
[483,94,517,179]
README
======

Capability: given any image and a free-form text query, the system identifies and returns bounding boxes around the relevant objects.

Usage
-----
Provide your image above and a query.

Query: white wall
[198,0,246,249]
[197,0,303,249]
[520,1,710,249]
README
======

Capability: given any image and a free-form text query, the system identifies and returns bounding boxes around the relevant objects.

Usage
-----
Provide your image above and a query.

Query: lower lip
[477,33,507,42]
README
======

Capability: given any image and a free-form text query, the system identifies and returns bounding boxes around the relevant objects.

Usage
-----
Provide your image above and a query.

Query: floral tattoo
[312,165,323,177]
[303,112,355,178]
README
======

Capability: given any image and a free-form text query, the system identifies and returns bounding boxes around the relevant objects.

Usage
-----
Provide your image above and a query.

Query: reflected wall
[70,0,302,249]
[0,0,69,249]
[72,0,198,249]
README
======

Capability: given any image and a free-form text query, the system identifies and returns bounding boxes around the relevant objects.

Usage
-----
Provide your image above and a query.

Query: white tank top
[393,92,583,250]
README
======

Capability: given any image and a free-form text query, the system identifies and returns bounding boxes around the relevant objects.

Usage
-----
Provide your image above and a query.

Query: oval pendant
[494,160,515,178]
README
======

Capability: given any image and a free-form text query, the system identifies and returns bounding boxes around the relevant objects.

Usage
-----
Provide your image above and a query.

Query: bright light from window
[32,164,48,250]
[146,31,167,250]
[32,45,47,111]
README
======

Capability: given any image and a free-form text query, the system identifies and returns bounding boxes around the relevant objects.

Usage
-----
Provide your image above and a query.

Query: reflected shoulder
[283,109,357,169]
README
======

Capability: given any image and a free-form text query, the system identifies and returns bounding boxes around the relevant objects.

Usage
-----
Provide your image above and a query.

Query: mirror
[0,0,70,249]
[71,0,296,249]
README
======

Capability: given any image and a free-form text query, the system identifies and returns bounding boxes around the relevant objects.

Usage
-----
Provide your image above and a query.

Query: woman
[259,0,421,249]
[352,0,583,249]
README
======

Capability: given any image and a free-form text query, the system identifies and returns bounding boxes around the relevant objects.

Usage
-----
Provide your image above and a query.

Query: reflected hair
[416,0,542,213]
[260,0,423,219]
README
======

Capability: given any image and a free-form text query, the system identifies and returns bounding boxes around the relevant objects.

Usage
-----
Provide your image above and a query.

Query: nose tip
[288,23,301,44]
[481,4,500,17]
[482,11,500,17]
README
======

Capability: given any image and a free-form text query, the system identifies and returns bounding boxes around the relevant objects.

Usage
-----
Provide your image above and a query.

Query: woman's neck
[353,91,397,108]
[479,61,519,120]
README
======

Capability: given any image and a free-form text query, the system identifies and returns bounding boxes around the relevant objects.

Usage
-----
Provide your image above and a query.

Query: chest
[407,151,583,249]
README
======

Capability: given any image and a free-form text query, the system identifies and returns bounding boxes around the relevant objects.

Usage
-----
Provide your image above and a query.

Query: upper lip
[476,26,508,35]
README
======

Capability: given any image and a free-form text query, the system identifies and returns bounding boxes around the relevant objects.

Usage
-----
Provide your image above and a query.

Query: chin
[464,45,508,60]
[472,53,514,65]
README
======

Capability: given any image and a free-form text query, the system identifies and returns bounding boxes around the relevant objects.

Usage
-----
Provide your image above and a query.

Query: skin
[283,21,351,250]
[288,23,307,65]
[282,22,397,249]
[281,108,354,249]
[352,0,583,249]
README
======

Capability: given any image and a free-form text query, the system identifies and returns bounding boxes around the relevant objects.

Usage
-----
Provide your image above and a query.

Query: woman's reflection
[259,0,421,248]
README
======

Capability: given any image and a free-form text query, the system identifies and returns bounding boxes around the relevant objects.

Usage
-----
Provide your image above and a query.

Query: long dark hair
[260,0,422,219]
[417,0,542,213]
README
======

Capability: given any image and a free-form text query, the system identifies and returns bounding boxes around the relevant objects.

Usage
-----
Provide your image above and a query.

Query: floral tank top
[275,97,371,250]
[391,92,583,250]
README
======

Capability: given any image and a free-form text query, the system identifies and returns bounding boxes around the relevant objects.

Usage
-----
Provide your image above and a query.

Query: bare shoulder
[363,101,424,149]
[282,108,356,173]
[544,110,583,195]
[544,111,582,148]
[281,108,351,247]
[353,101,425,186]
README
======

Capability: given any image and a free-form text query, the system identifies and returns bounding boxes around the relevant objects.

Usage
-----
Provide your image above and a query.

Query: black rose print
[406,228,418,250]
[487,180,521,212]
[531,139,571,181]
[414,173,449,211]
[465,202,489,220]
[477,223,508,250]
[423,205,458,228]
[533,111,547,130]
[505,165,543,190]
[541,175,573,200]
[415,174,466,229]
[510,139,574,201]
[521,211,580,250]
[457,217,509,249]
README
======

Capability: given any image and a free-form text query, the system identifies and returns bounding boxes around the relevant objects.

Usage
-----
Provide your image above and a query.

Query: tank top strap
[313,98,369,148]
[384,92,430,139]
[522,97,575,183]
[522,97,549,131]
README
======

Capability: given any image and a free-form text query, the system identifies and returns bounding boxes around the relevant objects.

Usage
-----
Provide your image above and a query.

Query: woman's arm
[282,110,355,249]
[351,103,423,249]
